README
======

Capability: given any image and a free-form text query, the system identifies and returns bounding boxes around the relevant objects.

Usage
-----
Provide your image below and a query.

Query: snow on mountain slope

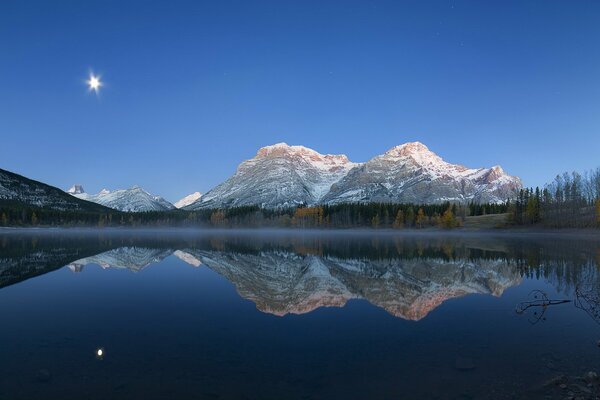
[185,143,359,210]
[174,192,202,209]
[69,185,175,212]
[322,142,522,204]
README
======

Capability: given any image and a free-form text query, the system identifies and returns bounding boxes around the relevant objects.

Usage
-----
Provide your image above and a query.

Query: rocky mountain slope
[323,142,522,204]
[185,143,358,209]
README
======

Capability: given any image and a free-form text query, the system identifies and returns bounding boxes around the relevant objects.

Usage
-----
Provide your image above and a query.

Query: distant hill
[0,168,109,212]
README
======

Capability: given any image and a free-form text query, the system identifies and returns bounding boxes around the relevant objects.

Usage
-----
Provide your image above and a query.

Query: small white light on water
[97,348,103,357]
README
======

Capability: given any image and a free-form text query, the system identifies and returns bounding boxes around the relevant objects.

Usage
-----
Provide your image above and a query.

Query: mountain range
[68,185,175,212]
[1,141,522,213]
[184,142,521,209]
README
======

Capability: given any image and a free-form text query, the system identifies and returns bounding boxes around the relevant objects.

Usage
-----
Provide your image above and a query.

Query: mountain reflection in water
[2,231,598,321]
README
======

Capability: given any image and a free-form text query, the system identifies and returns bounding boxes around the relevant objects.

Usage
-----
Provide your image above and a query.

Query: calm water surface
[1,229,599,399]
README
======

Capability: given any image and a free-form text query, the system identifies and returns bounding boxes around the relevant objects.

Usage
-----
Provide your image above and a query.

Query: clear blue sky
[1,0,599,202]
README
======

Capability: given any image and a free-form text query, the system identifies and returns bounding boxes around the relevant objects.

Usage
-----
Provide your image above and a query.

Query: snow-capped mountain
[69,186,175,212]
[186,141,521,209]
[322,142,522,204]
[174,192,202,209]
[66,184,85,195]
[0,168,108,211]
[185,143,358,209]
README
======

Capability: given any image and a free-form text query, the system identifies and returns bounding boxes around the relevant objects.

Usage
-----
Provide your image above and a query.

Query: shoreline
[1,225,599,238]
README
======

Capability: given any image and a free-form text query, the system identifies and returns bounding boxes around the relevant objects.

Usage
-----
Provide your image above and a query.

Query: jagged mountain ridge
[70,185,175,212]
[185,142,521,209]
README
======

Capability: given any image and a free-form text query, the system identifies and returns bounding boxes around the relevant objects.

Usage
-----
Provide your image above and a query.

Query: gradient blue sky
[1,0,599,202]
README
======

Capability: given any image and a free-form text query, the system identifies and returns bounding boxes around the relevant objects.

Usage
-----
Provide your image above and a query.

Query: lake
[1,229,599,399]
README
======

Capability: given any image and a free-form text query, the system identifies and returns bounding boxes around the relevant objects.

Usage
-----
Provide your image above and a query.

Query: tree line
[0,201,485,229]
[509,168,600,228]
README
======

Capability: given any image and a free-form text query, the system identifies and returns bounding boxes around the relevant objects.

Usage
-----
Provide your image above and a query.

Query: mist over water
[1,229,599,399]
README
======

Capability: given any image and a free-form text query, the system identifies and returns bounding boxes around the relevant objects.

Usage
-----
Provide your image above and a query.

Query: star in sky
[86,73,103,94]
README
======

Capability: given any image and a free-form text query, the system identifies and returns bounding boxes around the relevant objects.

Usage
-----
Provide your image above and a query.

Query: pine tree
[371,213,380,229]
[406,207,415,227]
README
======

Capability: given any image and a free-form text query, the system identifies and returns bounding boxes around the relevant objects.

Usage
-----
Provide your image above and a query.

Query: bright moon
[87,74,102,93]
[97,348,103,357]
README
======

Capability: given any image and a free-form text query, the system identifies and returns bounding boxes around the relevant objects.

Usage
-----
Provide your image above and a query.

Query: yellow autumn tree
[210,210,227,226]
[392,210,404,229]
[440,208,457,229]
[293,207,323,228]
[31,212,38,226]
[415,208,426,228]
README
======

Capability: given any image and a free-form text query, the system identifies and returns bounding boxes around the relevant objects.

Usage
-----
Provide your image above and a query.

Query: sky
[1,0,599,202]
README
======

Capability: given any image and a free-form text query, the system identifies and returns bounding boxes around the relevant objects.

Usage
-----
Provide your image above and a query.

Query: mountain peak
[385,141,433,157]
[174,191,203,209]
[67,184,85,194]
[382,141,446,169]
